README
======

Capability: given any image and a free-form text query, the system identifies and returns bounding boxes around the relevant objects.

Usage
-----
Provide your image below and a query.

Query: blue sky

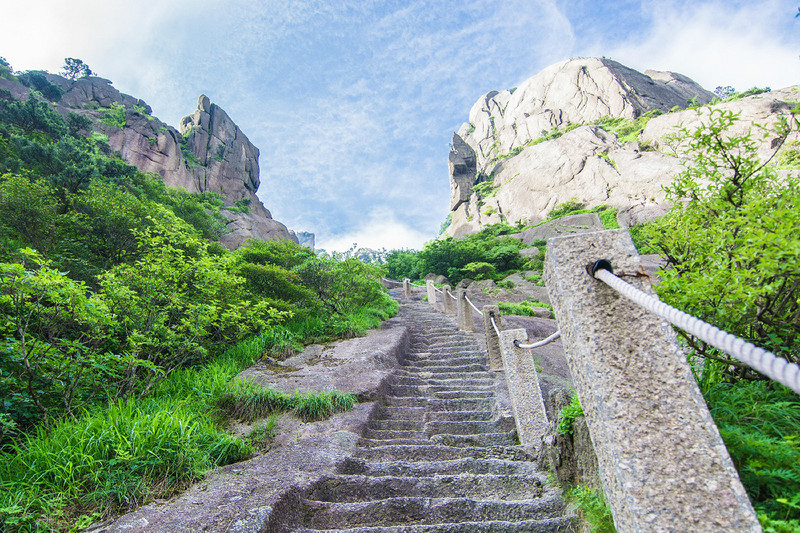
[1,0,798,251]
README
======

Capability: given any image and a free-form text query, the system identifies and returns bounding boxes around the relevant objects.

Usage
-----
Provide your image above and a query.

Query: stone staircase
[266,300,575,532]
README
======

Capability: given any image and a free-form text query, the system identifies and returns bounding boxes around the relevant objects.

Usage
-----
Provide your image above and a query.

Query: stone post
[545,229,759,532]
[426,280,436,305]
[499,328,549,449]
[457,289,473,331]
[403,278,411,299]
[482,305,503,371]
[442,285,454,314]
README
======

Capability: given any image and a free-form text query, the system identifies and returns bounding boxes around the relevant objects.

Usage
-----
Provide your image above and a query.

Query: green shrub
[557,394,583,435]
[498,300,552,318]
[99,102,127,129]
[640,108,800,378]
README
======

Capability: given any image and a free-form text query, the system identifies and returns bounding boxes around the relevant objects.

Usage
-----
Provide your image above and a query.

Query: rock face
[444,57,799,238]
[27,73,296,248]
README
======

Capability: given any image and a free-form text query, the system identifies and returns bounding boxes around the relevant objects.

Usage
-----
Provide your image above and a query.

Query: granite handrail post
[442,285,454,314]
[403,278,411,298]
[482,305,503,371]
[456,289,473,331]
[544,229,759,532]
[498,328,549,449]
[426,280,436,306]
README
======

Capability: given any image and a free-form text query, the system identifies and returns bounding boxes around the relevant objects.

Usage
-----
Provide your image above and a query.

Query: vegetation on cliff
[0,66,396,532]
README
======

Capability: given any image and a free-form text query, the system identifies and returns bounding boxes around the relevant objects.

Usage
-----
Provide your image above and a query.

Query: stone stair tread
[352,444,536,463]
[307,473,546,502]
[338,457,545,478]
[293,516,577,532]
[298,495,569,529]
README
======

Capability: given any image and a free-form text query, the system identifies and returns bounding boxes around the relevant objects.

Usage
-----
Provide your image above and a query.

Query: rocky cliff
[4,72,301,249]
[444,57,798,238]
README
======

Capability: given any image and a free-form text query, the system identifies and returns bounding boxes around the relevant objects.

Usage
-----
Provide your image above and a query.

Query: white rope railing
[489,313,501,337]
[433,285,443,294]
[464,294,484,315]
[449,291,457,301]
[515,331,561,350]
[591,261,800,395]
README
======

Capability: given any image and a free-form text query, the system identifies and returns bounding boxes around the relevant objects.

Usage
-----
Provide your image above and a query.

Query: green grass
[705,381,800,524]
[216,380,357,423]
[592,109,661,145]
[498,300,553,318]
[566,485,616,533]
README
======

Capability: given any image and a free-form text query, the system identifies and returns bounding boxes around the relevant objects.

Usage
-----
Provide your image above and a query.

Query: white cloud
[598,1,799,91]
[316,208,434,252]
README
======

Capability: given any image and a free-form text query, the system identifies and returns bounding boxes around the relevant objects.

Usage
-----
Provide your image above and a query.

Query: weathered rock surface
[9,73,296,248]
[444,57,800,238]
[456,58,714,172]
[239,323,409,403]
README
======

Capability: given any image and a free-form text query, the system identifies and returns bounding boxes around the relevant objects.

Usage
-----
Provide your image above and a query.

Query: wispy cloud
[595,0,799,90]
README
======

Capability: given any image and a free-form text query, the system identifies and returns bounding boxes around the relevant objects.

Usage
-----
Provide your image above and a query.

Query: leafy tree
[0,57,14,81]
[60,58,93,80]
[100,221,286,397]
[237,239,315,269]
[0,249,128,428]
[16,71,63,101]
[639,108,799,381]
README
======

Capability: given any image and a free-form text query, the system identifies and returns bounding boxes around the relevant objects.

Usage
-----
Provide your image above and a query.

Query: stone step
[382,396,495,411]
[391,369,495,381]
[429,431,518,447]
[400,364,490,374]
[337,457,544,479]
[385,384,494,397]
[373,409,496,423]
[352,445,536,463]
[424,419,516,436]
[306,474,545,502]
[403,357,488,368]
[433,390,494,399]
[387,375,495,387]
[293,516,577,532]
[424,410,495,422]
[298,495,569,529]
[358,437,434,447]
[362,428,428,441]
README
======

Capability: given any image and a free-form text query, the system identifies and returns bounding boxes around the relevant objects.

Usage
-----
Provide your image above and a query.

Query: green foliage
[60,58,93,81]
[438,212,452,235]
[461,261,496,280]
[238,239,314,269]
[385,250,422,280]
[99,102,126,129]
[706,381,800,521]
[777,140,800,169]
[557,394,584,435]
[548,198,585,219]
[0,57,15,81]
[566,484,616,533]
[16,71,63,101]
[592,110,662,145]
[639,108,800,378]
[498,300,552,318]
[384,225,526,285]
[472,179,497,198]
